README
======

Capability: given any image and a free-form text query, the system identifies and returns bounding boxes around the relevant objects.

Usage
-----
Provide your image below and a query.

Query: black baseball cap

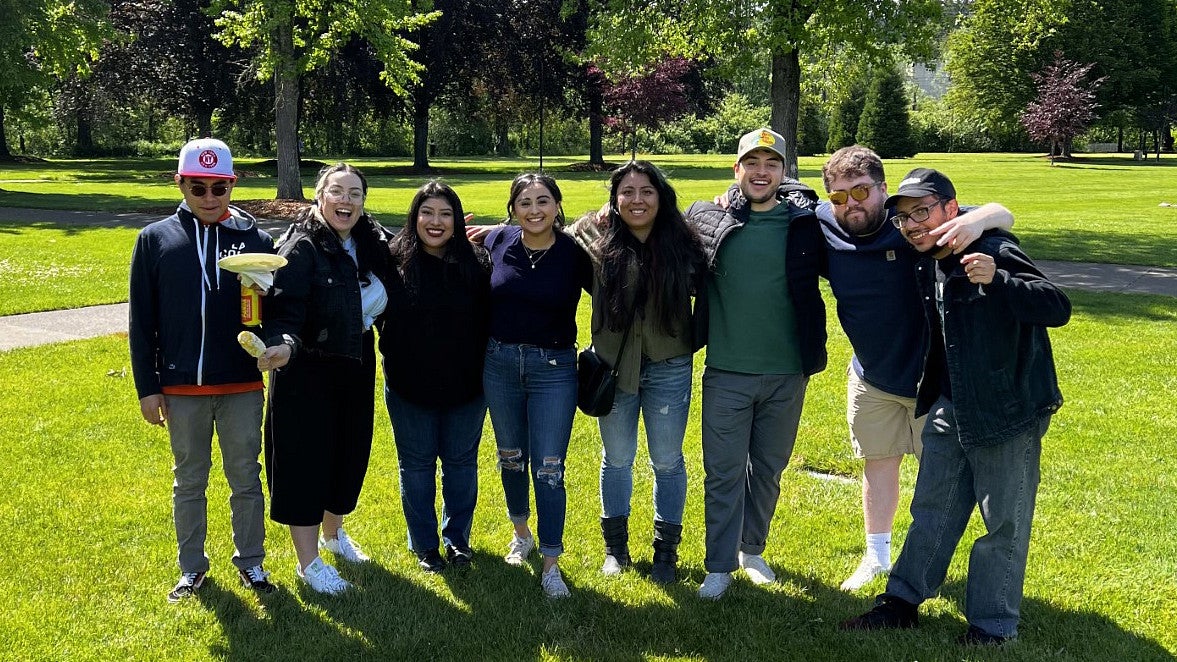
[883,168,956,208]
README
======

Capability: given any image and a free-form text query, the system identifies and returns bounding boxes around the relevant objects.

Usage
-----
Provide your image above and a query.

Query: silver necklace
[522,245,549,269]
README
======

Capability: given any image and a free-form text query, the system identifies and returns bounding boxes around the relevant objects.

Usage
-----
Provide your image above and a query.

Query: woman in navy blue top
[482,172,591,598]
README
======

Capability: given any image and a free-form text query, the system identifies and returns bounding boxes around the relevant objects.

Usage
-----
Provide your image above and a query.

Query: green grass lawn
[1,290,1174,660]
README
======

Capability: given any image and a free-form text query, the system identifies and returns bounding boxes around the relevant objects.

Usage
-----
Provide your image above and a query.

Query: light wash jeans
[598,353,693,525]
[885,397,1048,639]
[385,386,486,554]
[483,338,578,557]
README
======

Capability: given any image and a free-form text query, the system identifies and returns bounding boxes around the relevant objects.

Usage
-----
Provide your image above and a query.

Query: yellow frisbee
[217,253,288,272]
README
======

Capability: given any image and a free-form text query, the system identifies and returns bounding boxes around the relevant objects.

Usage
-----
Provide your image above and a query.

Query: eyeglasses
[828,182,880,206]
[324,186,364,202]
[188,183,230,197]
[891,201,945,228]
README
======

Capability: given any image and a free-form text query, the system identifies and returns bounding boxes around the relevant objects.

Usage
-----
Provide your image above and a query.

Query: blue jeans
[483,338,578,557]
[885,397,1047,639]
[385,386,486,554]
[598,353,692,524]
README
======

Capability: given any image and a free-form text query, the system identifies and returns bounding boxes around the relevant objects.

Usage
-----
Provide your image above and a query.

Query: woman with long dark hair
[482,172,592,598]
[259,163,390,594]
[380,180,491,573]
[568,160,705,584]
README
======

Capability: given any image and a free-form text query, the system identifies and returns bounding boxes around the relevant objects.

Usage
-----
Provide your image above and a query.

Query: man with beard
[816,147,1014,591]
[685,128,827,599]
[841,168,1069,646]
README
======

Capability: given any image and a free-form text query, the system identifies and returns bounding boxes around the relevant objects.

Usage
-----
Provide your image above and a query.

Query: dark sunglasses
[828,182,880,206]
[189,183,230,197]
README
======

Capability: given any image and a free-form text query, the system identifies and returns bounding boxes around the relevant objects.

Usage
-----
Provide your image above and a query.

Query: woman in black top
[260,163,390,594]
[379,181,491,573]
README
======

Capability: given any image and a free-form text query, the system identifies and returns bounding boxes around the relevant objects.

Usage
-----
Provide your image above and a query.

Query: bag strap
[608,283,642,377]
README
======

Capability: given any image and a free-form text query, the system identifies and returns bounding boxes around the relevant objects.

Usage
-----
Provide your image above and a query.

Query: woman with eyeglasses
[256,163,391,595]
[379,181,491,574]
[481,172,592,598]
[566,161,705,585]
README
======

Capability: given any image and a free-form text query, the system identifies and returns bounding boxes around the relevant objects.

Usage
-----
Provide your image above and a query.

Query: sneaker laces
[541,566,569,597]
[178,571,202,587]
[334,529,369,561]
[506,535,533,559]
[242,565,270,584]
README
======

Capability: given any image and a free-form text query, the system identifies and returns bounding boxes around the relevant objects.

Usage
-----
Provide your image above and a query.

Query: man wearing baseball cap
[841,168,1070,645]
[129,138,276,601]
[684,128,826,599]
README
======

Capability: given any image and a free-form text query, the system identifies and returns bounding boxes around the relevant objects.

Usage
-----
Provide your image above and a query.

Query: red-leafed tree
[1020,51,1106,165]
[602,56,692,160]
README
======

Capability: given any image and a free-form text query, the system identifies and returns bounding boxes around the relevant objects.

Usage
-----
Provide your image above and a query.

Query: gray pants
[166,391,266,573]
[701,368,808,572]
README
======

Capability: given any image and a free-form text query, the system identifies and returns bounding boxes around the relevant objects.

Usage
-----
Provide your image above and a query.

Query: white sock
[866,532,892,567]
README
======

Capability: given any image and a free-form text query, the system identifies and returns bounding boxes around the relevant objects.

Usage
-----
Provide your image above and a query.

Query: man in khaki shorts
[816,146,1012,590]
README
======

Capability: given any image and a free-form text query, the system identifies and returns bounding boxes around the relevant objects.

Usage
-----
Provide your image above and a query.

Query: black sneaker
[167,571,206,603]
[238,565,276,594]
[840,595,920,630]
[957,625,1015,646]
[417,549,447,573]
[445,545,474,569]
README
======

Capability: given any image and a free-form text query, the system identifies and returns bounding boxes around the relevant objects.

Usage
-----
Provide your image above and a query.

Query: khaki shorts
[847,366,924,460]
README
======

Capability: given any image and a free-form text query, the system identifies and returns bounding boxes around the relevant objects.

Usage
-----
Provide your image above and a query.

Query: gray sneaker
[504,534,535,566]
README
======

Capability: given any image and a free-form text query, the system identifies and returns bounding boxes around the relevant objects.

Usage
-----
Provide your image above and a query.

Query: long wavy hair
[596,161,703,334]
[505,172,566,228]
[391,180,488,296]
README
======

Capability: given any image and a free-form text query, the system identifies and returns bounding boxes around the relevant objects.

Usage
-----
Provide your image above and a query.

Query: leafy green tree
[213,0,433,198]
[857,65,915,158]
[586,0,941,177]
[0,0,108,158]
[826,77,866,153]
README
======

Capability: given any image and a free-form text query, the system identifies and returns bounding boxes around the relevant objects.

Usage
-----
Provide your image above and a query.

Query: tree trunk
[494,114,511,156]
[75,105,94,156]
[769,48,801,179]
[0,105,10,159]
[412,90,431,171]
[273,23,304,200]
[196,108,213,139]
[1117,125,1124,152]
[588,83,604,166]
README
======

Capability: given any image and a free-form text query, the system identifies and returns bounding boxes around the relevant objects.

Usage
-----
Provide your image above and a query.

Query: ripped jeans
[483,338,578,557]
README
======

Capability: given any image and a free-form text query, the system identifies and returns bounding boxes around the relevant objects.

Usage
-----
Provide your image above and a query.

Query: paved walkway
[2,207,1175,352]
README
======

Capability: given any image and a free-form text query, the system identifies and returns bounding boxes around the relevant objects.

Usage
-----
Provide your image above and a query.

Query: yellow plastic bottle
[240,285,261,326]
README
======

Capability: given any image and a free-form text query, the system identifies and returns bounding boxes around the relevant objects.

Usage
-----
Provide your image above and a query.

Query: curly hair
[821,145,885,191]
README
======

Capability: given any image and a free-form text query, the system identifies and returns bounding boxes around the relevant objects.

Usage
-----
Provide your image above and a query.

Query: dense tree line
[3,0,1176,190]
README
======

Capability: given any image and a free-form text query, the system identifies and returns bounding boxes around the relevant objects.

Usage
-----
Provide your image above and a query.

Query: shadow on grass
[1017,227,1177,268]
[190,553,1171,660]
[0,190,167,213]
[1067,290,1177,324]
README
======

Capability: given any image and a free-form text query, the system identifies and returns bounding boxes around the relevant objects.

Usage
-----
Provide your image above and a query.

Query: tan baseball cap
[736,128,787,162]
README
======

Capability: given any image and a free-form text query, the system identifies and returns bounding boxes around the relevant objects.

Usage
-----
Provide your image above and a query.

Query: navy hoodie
[129,203,274,398]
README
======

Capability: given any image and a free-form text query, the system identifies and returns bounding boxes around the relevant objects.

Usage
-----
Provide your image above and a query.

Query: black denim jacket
[267,216,388,361]
[915,230,1071,447]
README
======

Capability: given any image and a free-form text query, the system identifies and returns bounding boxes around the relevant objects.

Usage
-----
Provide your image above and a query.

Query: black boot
[650,520,682,585]
[600,516,631,576]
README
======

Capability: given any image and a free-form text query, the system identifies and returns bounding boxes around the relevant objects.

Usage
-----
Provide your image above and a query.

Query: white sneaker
[504,534,535,566]
[320,527,370,563]
[739,551,776,585]
[541,565,571,598]
[840,556,890,591]
[697,572,733,599]
[297,557,352,595]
